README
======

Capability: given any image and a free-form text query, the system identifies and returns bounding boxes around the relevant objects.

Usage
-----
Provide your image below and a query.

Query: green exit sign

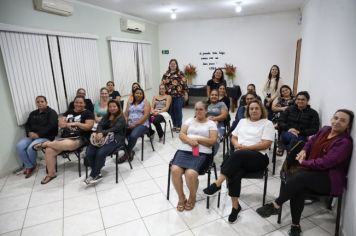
[161,50,169,54]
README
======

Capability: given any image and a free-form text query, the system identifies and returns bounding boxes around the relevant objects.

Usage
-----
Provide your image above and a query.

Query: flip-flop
[40,175,57,184]
[176,199,187,212]
[32,142,48,151]
[184,199,196,211]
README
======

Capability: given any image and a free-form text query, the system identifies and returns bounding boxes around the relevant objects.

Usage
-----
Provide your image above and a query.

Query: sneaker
[13,166,25,175]
[228,205,242,223]
[288,225,301,236]
[256,203,280,218]
[90,175,103,184]
[203,183,221,196]
[83,176,94,186]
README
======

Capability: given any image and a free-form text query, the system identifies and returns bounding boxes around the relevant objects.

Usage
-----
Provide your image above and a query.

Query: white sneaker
[90,175,103,184]
[83,176,94,186]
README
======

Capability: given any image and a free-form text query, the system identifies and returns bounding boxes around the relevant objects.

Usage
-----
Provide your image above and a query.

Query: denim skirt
[172,150,208,172]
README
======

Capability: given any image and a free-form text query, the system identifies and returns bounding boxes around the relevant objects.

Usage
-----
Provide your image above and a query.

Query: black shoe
[256,203,280,218]
[203,183,221,196]
[228,205,241,223]
[288,225,301,236]
[117,154,128,164]
[128,151,135,162]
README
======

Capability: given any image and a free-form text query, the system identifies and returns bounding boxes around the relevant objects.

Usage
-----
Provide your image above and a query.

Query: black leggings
[275,170,331,225]
[221,150,269,197]
[149,114,165,138]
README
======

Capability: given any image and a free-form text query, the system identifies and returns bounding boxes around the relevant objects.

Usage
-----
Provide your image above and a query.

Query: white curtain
[58,37,102,105]
[137,43,152,90]
[0,31,58,125]
[110,41,138,96]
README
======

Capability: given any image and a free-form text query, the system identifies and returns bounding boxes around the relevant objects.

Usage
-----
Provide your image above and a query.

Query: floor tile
[0,193,30,215]
[64,192,99,217]
[0,210,26,234]
[63,209,104,236]
[21,219,62,236]
[229,208,276,236]
[24,201,63,227]
[85,230,106,236]
[307,209,336,234]
[126,179,161,199]
[143,209,189,236]
[191,219,240,236]
[63,181,95,199]
[106,219,149,236]
[121,169,151,185]
[239,184,272,208]
[96,184,132,207]
[146,164,168,178]
[0,230,21,236]
[179,200,221,228]
[134,192,173,217]
[29,187,63,207]
[101,200,141,228]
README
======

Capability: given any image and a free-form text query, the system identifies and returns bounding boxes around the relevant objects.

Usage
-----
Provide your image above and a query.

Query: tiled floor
[0,108,338,236]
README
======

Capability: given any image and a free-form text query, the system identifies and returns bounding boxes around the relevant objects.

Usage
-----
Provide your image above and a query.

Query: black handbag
[280,140,305,184]
[60,127,82,138]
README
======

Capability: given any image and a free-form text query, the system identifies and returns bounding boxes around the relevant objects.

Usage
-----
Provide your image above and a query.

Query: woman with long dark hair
[84,100,126,185]
[262,65,284,120]
[206,68,226,97]
[162,59,187,133]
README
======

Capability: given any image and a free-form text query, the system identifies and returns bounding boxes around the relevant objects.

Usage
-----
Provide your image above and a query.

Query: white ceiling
[75,0,306,24]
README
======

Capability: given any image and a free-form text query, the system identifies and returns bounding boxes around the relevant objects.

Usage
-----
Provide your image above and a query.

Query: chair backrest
[198,146,215,175]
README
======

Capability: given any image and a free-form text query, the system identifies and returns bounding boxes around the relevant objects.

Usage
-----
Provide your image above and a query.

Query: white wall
[159,11,301,95]
[299,0,356,235]
[0,0,160,176]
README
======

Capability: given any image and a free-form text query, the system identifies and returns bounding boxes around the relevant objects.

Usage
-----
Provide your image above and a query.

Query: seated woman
[117,88,151,164]
[271,85,295,124]
[84,100,126,185]
[127,82,141,104]
[68,88,94,112]
[203,100,274,223]
[218,84,230,111]
[278,91,319,155]
[148,84,172,142]
[206,68,226,97]
[207,89,228,139]
[106,81,121,102]
[171,101,218,211]
[256,109,354,236]
[16,96,58,178]
[227,92,258,135]
[94,87,110,123]
[38,95,94,184]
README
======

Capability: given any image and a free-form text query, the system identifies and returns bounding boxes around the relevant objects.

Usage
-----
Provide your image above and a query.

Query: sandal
[176,199,187,212]
[184,200,196,211]
[40,175,57,184]
[32,141,48,151]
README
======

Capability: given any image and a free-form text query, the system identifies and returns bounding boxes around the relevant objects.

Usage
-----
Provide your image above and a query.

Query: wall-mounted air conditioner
[34,0,74,16]
[120,18,145,33]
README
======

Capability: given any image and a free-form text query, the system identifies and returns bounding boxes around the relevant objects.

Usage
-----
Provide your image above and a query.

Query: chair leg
[126,148,133,169]
[206,170,211,209]
[335,195,342,236]
[272,133,277,175]
[77,153,81,177]
[169,120,174,138]
[149,135,155,152]
[167,164,171,200]
[85,165,88,179]
[277,182,284,224]
[213,163,221,208]
[115,153,118,183]
[141,136,144,161]
[163,121,167,144]
[263,168,268,206]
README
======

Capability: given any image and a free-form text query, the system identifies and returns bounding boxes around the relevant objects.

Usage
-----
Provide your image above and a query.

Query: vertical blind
[110,41,138,96]
[0,32,59,125]
[0,28,101,125]
[109,39,152,96]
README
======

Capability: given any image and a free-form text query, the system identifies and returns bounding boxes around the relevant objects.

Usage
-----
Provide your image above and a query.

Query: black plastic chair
[160,117,174,144]
[141,128,155,161]
[85,144,132,183]
[166,149,220,209]
[277,183,343,236]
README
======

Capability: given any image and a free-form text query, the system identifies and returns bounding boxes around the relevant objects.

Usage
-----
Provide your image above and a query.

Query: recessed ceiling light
[235,2,242,13]
[171,9,177,20]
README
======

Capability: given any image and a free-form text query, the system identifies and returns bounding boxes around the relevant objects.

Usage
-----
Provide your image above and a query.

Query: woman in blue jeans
[16,96,58,178]
[117,88,151,164]
[84,100,126,185]
[162,59,188,132]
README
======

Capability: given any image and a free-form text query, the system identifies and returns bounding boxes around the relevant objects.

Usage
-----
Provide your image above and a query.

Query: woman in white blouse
[203,100,274,223]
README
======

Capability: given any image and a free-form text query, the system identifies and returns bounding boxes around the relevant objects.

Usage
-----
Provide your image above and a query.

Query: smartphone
[192,146,199,157]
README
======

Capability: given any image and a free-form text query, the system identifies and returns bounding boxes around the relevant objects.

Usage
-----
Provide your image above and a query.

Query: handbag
[280,140,305,184]
[90,132,115,147]
[60,127,82,138]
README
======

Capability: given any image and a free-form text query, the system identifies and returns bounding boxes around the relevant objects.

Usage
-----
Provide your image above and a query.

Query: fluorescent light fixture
[235,2,242,13]
[171,9,177,20]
